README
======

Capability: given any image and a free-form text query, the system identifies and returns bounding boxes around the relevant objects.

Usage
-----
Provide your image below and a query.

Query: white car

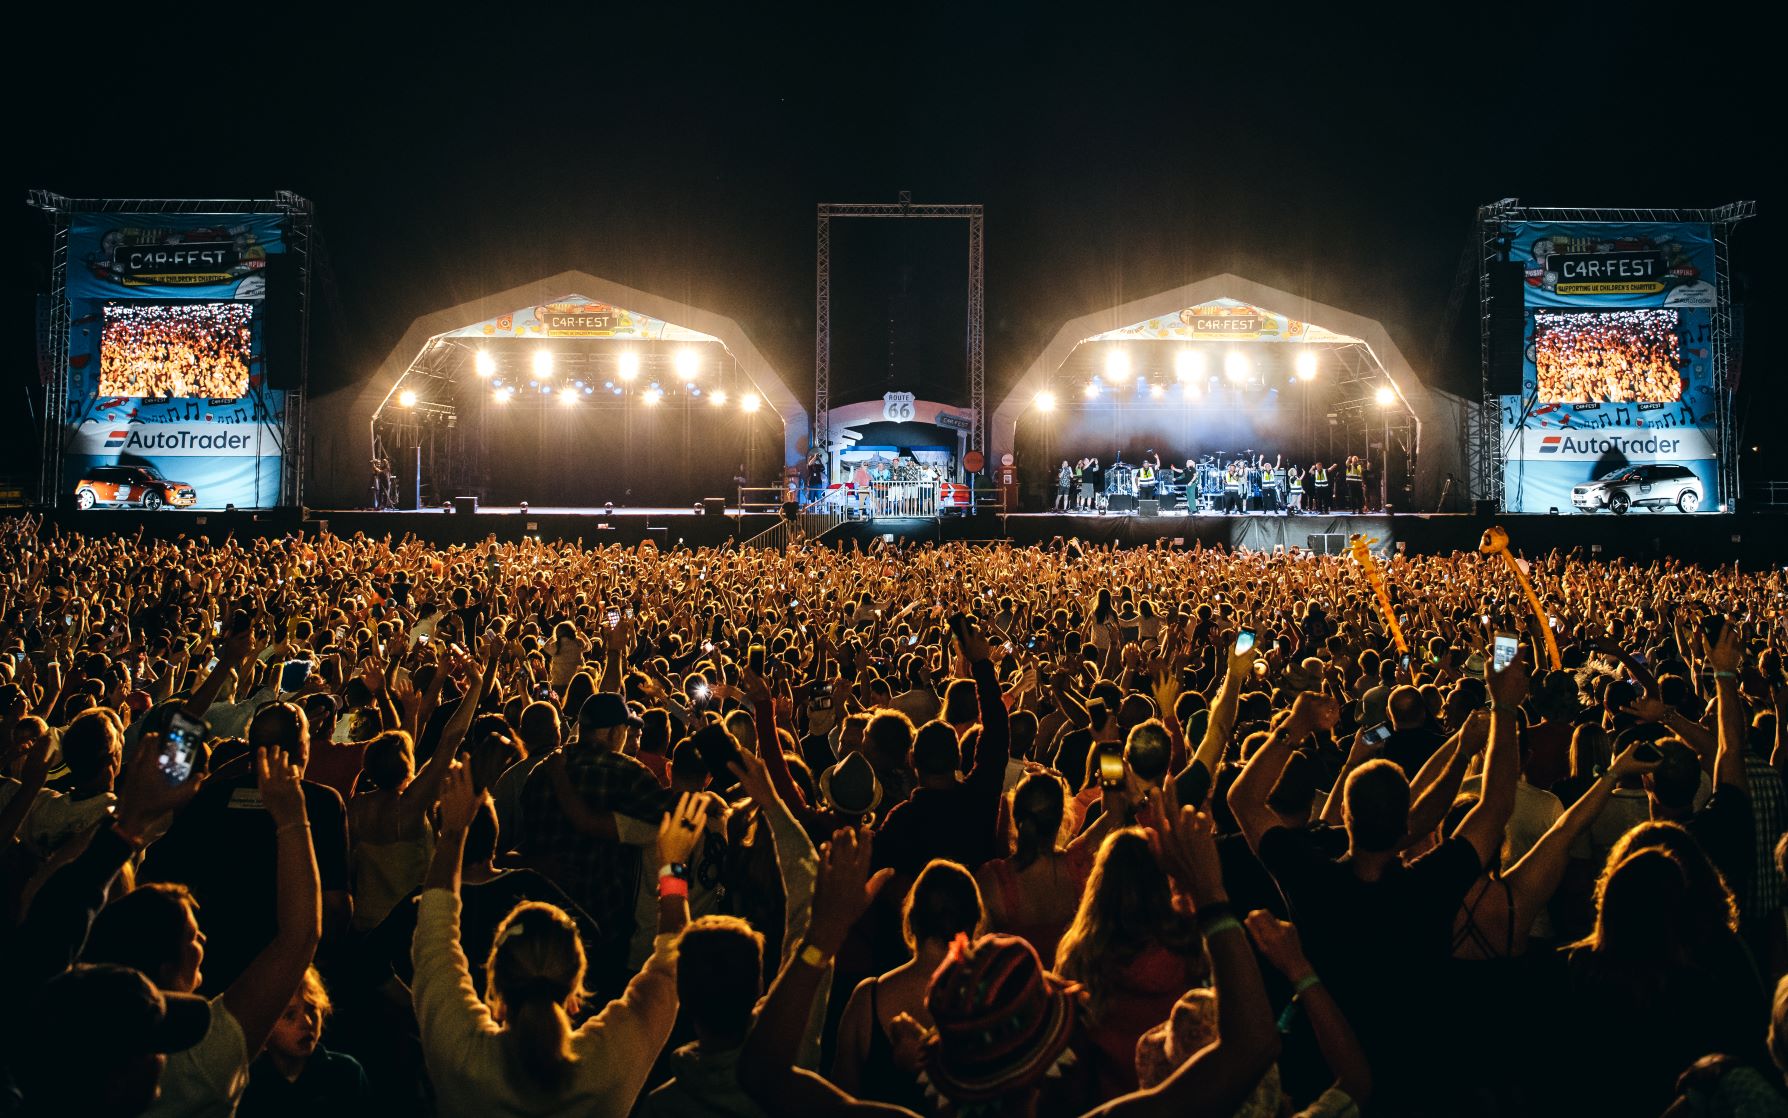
[1571,464,1703,515]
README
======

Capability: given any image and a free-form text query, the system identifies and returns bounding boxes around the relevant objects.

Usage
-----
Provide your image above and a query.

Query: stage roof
[440,294,724,344]
[1081,297,1363,346]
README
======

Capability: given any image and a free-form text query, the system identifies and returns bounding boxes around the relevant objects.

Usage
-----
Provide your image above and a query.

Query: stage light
[1104,349,1130,382]
[710,389,728,407]
[1181,379,1199,400]
[740,393,761,414]
[1084,382,1099,399]
[1296,350,1319,381]
[617,351,640,381]
[584,386,594,394]
[474,351,496,377]
[1034,390,1056,412]
[493,388,509,405]
[1149,383,1165,399]
[558,389,578,406]
[675,349,701,378]
[1375,386,1396,407]
[1224,351,1248,383]
[398,389,418,408]
[1174,349,1205,381]
[643,388,663,406]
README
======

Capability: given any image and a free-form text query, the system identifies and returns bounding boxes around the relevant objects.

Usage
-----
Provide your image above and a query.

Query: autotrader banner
[1503,221,1717,309]
[62,296,284,509]
[1500,304,1719,514]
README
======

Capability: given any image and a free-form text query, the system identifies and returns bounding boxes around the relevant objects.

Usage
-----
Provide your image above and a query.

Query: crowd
[0,511,1783,1116]
[100,302,253,400]
[1533,308,1685,405]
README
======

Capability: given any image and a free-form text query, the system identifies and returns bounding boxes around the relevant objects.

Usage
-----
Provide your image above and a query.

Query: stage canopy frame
[355,271,805,509]
[993,275,1469,510]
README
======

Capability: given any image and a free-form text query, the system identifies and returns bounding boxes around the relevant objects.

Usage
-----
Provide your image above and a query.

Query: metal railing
[740,498,855,550]
[1749,482,1788,509]
[812,481,941,518]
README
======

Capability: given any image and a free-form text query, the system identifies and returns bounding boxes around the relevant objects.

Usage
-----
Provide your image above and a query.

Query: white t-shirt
[142,996,249,1118]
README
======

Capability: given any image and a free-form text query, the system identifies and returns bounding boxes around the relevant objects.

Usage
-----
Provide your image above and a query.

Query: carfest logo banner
[443,294,724,343]
[1502,221,1717,309]
[68,213,285,301]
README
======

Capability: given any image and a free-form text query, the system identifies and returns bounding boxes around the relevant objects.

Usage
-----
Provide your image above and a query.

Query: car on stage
[73,465,199,511]
[1571,463,1702,515]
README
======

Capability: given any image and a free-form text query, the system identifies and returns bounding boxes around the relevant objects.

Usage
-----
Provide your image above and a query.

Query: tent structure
[307,271,806,507]
[991,274,1471,508]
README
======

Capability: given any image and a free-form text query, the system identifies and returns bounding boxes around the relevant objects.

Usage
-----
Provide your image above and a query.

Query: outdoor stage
[44,503,1781,566]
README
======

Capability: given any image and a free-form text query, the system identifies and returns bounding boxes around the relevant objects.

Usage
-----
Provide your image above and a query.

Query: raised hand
[1148,780,1226,909]
[256,745,306,829]
[435,760,481,834]
[657,790,710,867]
[808,826,892,953]
[1487,648,1529,709]
[116,731,207,835]
[1607,739,1664,780]
[1244,911,1315,981]
[725,747,779,810]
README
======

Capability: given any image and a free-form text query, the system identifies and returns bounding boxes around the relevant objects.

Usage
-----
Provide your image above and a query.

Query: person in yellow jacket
[1310,462,1332,514]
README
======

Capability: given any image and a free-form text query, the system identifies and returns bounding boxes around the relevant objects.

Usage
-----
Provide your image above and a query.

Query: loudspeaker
[1305,533,1347,556]
[1487,261,1527,396]
[1139,499,1159,517]
[453,496,478,516]
[1107,495,1135,512]
[702,497,727,518]
[1473,499,1496,517]
[261,252,303,389]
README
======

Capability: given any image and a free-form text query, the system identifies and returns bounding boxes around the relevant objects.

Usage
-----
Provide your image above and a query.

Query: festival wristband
[1291,973,1323,998]
[657,875,689,899]
[1710,671,1737,680]
[1194,901,1236,928]
[1200,917,1244,939]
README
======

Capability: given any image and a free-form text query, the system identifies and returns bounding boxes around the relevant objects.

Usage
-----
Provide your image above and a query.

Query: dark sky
[11,9,1776,475]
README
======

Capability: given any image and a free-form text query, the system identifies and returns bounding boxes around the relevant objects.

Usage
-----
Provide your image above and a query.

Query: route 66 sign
[882,392,916,422]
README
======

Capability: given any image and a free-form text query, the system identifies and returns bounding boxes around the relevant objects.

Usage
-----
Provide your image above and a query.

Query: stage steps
[740,500,853,549]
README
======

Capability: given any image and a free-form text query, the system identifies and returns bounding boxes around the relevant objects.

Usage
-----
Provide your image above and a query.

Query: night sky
[10,11,1777,483]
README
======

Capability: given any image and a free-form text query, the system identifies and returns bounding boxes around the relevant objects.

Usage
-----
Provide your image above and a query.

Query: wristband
[658,862,690,881]
[796,941,833,969]
[1710,671,1737,680]
[1200,917,1243,939]
[1193,901,1236,928]
[657,875,689,899]
[1291,973,1323,998]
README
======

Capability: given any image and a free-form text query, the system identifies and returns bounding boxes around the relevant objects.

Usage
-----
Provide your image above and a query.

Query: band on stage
[1051,452,1376,515]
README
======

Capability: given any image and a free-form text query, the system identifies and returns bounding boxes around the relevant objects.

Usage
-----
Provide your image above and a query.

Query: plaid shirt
[517,746,675,942]
[1746,753,1785,923]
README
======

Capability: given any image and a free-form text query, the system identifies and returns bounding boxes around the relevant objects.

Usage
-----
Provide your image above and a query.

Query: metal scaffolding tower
[815,195,986,469]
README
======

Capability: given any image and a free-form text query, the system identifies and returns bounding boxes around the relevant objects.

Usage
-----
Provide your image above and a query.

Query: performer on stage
[1286,464,1305,513]
[1259,454,1282,514]
[370,456,393,510]
[1346,455,1367,513]
[1310,461,1332,514]
[1224,459,1245,514]
[1136,452,1157,503]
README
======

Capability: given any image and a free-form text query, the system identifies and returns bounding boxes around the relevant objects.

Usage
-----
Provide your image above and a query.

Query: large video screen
[99,301,254,400]
[1532,307,1685,405]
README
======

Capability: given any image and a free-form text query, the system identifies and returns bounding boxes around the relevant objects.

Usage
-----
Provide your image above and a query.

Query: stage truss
[815,194,985,466]
[25,190,315,508]
[1476,199,1755,513]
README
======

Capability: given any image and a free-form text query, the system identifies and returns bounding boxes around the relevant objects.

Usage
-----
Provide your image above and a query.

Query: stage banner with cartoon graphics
[62,299,284,509]
[1083,298,1362,344]
[68,213,284,301]
[1504,222,1717,309]
[1500,305,1718,513]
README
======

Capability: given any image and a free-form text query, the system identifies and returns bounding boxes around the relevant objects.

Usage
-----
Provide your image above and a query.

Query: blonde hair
[485,902,588,1092]
[294,966,332,1020]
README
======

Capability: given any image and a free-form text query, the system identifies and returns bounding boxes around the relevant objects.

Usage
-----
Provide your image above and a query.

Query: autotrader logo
[1540,436,1562,454]
[104,430,128,448]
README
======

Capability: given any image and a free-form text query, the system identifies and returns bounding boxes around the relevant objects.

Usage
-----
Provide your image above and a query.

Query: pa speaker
[702,497,727,517]
[1139,499,1159,517]
[1487,261,1527,397]
[261,252,303,389]
[453,496,478,516]
[1107,494,1135,512]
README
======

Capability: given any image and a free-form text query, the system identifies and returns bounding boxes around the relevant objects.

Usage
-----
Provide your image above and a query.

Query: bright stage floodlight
[1084,381,1099,399]
[1174,349,1204,381]
[1104,349,1130,382]
[532,350,554,378]
[1375,386,1396,406]
[1182,379,1200,400]
[1224,351,1248,383]
[474,351,496,377]
[1034,390,1056,412]
[558,388,578,406]
[710,389,728,407]
[1296,350,1319,381]
[740,393,761,414]
[1149,383,1165,399]
[492,388,510,405]
[643,387,663,406]
[675,349,701,378]
[617,351,640,381]
[398,389,418,408]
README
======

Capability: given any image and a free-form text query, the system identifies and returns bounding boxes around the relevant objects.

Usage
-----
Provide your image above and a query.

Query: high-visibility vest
[1312,467,1328,484]
[1137,465,1154,482]
[1347,463,1364,481]
[1290,473,1304,492]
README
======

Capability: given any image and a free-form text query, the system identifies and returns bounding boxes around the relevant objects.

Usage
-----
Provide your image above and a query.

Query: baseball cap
[21,965,210,1080]
[578,692,644,730]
